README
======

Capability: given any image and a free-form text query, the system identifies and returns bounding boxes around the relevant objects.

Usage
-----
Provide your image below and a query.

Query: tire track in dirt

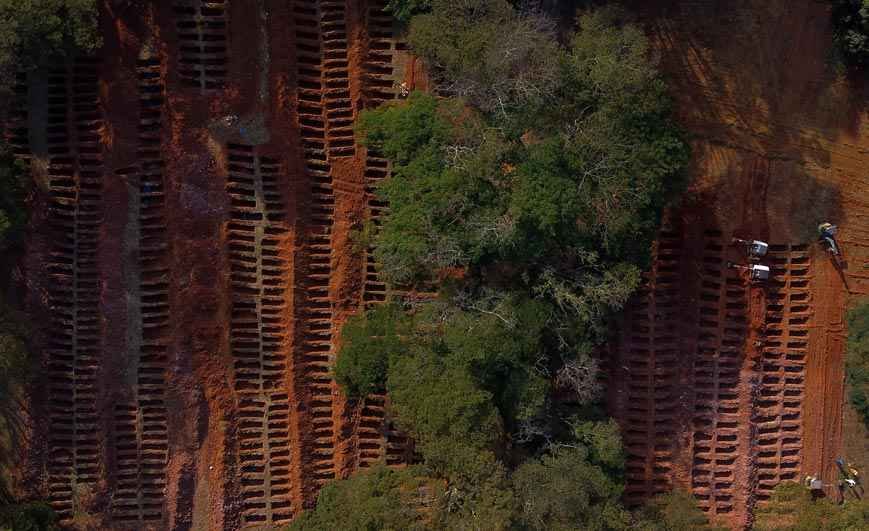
[800,248,846,498]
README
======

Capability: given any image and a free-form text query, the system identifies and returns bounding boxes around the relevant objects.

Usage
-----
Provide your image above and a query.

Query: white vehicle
[818,222,841,257]
[727,262,770,281]
[732,238,769,259]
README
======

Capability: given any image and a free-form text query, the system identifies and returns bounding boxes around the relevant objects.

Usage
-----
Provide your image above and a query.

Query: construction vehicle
[727,262,770,281]
[837,458,862,484]
[836,457,864,496]
[732,238,769,260]
[819,223,841,258]
[803,474,824,491]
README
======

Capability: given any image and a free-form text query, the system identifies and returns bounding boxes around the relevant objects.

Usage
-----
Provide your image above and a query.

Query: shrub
[0,501,58,531]
[829,0,869,67]
[633,490,721,531]
[512,446,630,531]
[846,299,869,427]
[334,303,409,399]
[288,465,436,531]
[0,143,26,248]
[0,1,101,95]
[754,481,869,530]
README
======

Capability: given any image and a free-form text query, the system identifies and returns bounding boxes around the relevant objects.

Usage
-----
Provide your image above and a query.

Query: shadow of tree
[0,300,31,506]
[637,0,867,168]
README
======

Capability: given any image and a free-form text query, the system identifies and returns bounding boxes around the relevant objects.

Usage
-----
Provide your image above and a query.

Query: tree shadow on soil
[637,0,867,167]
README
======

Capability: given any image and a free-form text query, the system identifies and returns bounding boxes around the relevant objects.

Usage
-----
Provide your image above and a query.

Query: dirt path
[801,252,847,496]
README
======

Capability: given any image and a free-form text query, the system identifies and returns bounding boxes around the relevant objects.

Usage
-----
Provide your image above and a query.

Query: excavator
[732,237,769,260]
[836,457,863,497]
[727,262,770,282]
[819,223,842,262]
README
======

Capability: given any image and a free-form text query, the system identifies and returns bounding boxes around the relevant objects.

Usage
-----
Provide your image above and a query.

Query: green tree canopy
[317,3,691,530]
[0,501,57,531]
[287,465,437,531]
[512,446,630,531]
[334,303,411,398]
[754,481,869,531]
[633,490,724,531]
[0,0,100,95]
[829,0,869,67]
[846,299,869,427]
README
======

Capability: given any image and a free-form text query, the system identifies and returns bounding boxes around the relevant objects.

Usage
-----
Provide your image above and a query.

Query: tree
[0,143,36,520]
[288,465,437,531]
[386,0,432,22]
[0,501,58,531]
[846,299,869,427]
[408,0,561,116]
[356,8,687,364]
[570,419,625,472]
[428,447,517,531]
[512,446,630,531]
[357,92,511,285]
[829,0,869,67]
[633,490,722,531]
[0,144,25,248]
[334,303,410,399]
[0,0,100,95]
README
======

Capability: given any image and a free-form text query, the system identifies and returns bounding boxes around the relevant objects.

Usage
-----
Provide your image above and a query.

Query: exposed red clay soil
[5,1,415,529]
[4,1,869,530]
[608,1,869,529]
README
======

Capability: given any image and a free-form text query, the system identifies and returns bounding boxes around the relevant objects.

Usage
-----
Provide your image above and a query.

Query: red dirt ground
[608,0,869,529]
[6,1,415,529]
[4,1,868,530]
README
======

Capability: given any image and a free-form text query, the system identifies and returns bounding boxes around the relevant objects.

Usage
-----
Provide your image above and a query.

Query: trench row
[110,55,171,526]
[353,0,414,472]
[174,0,228,91]
[44,57,104,523]
[226,143,294,526]
[4,71,29,157]
[620,226,682,505]
[752,244,810,502]
[293,0,342,495]
[691,229,747,519]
